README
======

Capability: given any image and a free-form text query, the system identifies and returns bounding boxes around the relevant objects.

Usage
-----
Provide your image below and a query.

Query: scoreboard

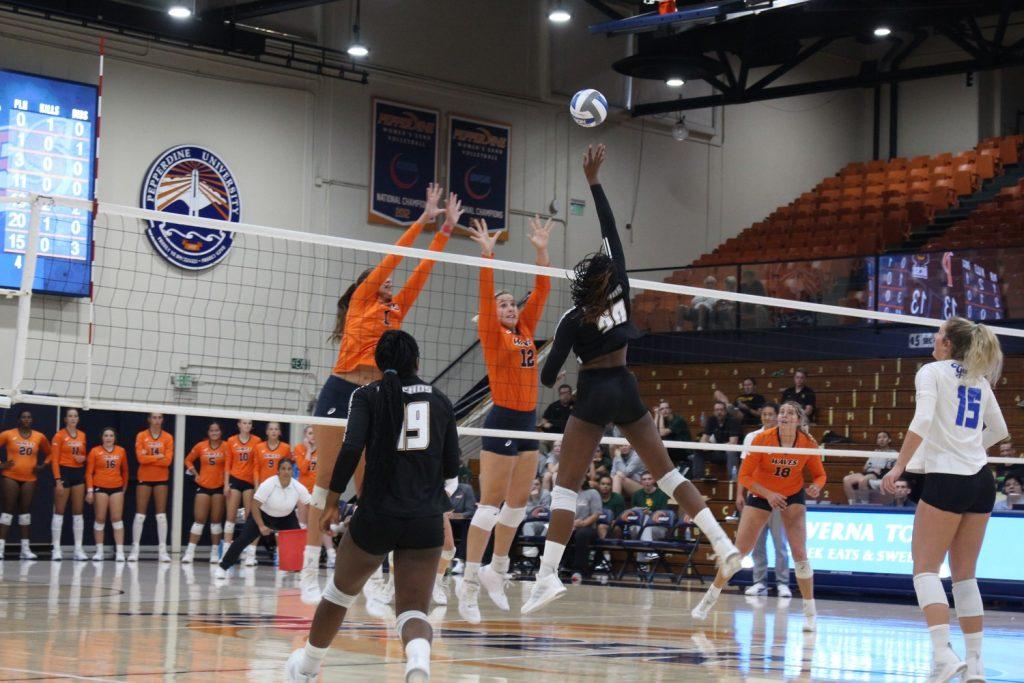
[0,69,96,296]
[878,251,1004,322]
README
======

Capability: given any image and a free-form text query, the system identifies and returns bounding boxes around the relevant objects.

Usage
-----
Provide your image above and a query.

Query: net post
[10,195,44,395]
[172,413,186,554]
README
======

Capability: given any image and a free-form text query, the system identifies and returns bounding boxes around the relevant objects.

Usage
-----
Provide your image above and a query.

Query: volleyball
[570,88,608,127]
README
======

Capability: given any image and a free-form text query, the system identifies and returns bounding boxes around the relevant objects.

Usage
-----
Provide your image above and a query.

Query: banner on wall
[446,114,510,235]
[369,98,439,225]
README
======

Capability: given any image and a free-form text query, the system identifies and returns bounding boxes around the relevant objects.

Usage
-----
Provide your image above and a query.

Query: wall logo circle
[141,145,240,270]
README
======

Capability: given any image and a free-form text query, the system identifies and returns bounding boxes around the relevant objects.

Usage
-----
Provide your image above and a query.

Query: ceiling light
[874,26,892,37]
[549,7,571,23]
[168,1,193,19]
[666,77,685,87]
[347,0,369,58]
[672,117,689,142]
[347,42,369,58]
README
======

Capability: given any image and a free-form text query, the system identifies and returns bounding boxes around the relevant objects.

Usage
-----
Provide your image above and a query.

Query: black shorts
[137,480,169,487]
[920,467,996,515]
[93,486,123,496]
[313,375,361,418]
[59,466,85,487]
[481,405,539,455]
[347,507,444,556]
[571,366,649,428]
[195,485,222,497]
[746,489,806,512]
[229,476,254,492]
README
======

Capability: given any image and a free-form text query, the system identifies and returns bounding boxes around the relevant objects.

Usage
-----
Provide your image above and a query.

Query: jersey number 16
[397,401,430,451]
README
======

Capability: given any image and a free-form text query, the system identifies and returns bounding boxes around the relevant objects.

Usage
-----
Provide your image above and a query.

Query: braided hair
[364,329,420,485]
[570,252,617,324]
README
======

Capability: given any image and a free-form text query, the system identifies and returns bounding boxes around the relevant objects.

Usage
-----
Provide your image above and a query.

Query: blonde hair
[944,317,1003,384]
[781,400,812,435]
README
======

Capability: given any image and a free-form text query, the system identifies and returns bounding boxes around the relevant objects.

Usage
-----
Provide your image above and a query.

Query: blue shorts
[313,375,361,418]
[481,405,540,456]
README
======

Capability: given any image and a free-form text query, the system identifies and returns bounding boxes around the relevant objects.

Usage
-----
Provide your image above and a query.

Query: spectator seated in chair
[610,442,645,498]
[993,473,1022,512]
[694,401,741,480]
[842,431,897,504]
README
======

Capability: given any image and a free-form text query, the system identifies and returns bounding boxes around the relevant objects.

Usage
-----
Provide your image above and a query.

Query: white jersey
[741,427,764,459]
[907,360,1008,476]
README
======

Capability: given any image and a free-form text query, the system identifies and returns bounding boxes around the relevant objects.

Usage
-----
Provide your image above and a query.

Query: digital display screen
[0,68,96,296]
[877,251,1004,321]
[766,507,1024,581]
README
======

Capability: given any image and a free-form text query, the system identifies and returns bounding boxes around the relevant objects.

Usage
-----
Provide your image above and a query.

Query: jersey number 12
[397,401,430,451]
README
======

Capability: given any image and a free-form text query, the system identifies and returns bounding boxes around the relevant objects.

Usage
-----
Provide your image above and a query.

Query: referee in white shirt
[217,457,311,576]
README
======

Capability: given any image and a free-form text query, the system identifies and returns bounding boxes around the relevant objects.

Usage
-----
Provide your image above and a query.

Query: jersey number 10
[596,300,627,333]
[397,401,430,451]
[955,386,982,429]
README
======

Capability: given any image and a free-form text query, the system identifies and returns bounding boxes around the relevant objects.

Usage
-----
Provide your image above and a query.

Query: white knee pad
[469,505,500,533]
[210,524,223,535]
[550,486,578,513]
[94,522,105,531]
[190,523,205,536]
[322,580,357,608]
[18,513,30,526]
[396,610,429,635]
[441,548,455,561]
[224,521,235,535]
[0,513,11,526]
[111,521,124,530]
[657,469,687,498]
[496,504,526,528]
[134,513,147,523]
[794,560,813,580]
[952,578,984,618]
[913,572,948,610]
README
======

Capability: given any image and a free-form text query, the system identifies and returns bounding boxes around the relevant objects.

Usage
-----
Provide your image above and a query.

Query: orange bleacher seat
[909,167,930,181]
[816,201,838,216]
[866,171,887,186]
[886,169,908,184]
[819,188,841,201]
[841,174,865,188]
[864,184,885,199]
[998,136,1020,165]
[819,176,842,191]
[955,164,979,195]
[933,178,957,204]
[908,155,930,169]
[864,159,888,173]
[840,162,866,176]
[842,186,864,199]
[883,183,908,200]
[976,149,1000,179]
[930,152,953,169]
[909,180,930,194]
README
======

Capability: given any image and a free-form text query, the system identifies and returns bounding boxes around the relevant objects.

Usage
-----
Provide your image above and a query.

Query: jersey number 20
[397,401,430,451]
[596,300,627,333]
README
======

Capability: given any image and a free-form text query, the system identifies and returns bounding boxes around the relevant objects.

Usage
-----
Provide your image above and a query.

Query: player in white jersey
[882,317,1008,683]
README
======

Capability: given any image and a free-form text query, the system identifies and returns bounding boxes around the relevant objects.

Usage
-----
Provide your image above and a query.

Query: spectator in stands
[540,441,561,491]
[779,369,816,422]
[716,378,766,428]
[448,475,477,560]
[677,275,719,331]
[625,472,672,562]
[993,474,1022,512]
[539,384,574,435]
[842,431,897,504]
[610,443,645,497]
[891,477,916,509]
[654,400,693,467]
[587,445,612,489]
[714,275,738,330]
[694,401,741,480]
[739,269,768,327]
[596,475,625,539]
[566,480,603,577]
[998,442,1017,458]
[522,477,551,537]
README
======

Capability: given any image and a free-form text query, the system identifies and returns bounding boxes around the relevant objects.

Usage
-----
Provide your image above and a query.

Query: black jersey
[541,183,641,387]
[330,375,460,518]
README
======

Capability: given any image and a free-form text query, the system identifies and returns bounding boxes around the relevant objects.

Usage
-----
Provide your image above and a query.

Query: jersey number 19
[397,401,430,451]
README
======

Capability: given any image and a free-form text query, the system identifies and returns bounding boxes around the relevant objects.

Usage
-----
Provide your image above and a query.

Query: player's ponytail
[367,330,420,482]
[571,252,616,324]
[329,267,374,344]
[945,317,1003,384]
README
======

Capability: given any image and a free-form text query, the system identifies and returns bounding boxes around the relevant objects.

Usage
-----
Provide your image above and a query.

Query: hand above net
[441,191,463,235]
[468,218,500,257]
[583,143,606,185]
[419,182,445,224]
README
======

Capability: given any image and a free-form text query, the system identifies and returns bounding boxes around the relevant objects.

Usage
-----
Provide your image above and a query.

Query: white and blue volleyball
[570,89,608,127]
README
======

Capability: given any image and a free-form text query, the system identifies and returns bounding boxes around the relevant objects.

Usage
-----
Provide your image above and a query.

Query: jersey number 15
[955,386,981,429]
[397,401,430,451]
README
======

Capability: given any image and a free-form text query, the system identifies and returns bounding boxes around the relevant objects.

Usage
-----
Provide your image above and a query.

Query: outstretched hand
[468,218,500,256]
[421,182,445,222]
[583,144,606,184]
[442,192,463,235]
[528,214,554,266]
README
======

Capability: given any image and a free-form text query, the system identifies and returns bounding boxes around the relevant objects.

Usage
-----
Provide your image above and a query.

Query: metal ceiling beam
[746,36,831,93]
[581,0,628,21]
[204,0,337,22]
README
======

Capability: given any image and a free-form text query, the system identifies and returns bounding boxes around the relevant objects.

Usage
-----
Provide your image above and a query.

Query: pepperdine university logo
[141,145,240,270]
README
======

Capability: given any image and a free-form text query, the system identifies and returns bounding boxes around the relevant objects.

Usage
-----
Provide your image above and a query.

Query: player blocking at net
[522,145,740,614]
[286,330,460,683]
[456,214,553,623]
[300,183,461,601]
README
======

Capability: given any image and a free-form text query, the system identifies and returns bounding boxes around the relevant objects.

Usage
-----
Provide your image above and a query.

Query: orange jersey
[739,427,826,497]
[226,434,263,482]
[253,441,290,486]
[85,445,128,490]
[293,443,317,492]
[333,220,450,374]
[479,260,550,411]
[185,440,229,490]
[51,428,88,479]
[135,429,174,483]
[0,429,51,482]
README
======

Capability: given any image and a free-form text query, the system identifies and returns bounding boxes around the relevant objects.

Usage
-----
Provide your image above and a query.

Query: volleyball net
[3,191,1024,467]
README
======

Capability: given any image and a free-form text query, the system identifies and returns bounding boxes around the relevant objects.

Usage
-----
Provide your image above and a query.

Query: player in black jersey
[287,330,460,683]
[522,145,740,614]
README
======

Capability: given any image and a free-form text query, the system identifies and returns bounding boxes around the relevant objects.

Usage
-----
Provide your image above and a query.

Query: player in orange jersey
[0,410,51,560]
[131,413,175,563]
[302,184,462,600]
[182,422,229,564]
[50,408,88,561]
[224,419,262,566]
[691,401,826,630]
[454,215,553,622]
[253,422,290,487]
[294,426,335,568]
[84,428,129,562]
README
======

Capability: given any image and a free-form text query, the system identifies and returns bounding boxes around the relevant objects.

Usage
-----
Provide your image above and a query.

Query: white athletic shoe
[243,548,258,566]
[92,549,104,562]
[181,548,195,564]
[128,547,139,563]
[208,548,219,564]
[326,549,336,568]
[478,565,510,611]
[521,572,567,615]
[51,547,62,561]
[115,551,126,563]
[456,579,482,623]
[432,575,448,606]
[20,547,38,560]
[285,648,319,683]
[802,612,816,632]
[73,548,88,562]
[927,648,967,683]
[777,584,792,598]
[712,538,742,580]
[963,658,986,682]
[744,581,767,596]
[691,590,719,621]
[158,548,172,563]
[300,571,322,606]
[363,573,384,602]
[380,576,395,604]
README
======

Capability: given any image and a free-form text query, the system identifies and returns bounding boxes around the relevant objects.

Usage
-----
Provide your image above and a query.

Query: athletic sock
[72,515,84,550]
[490,554,510,574]
[51,514,63,548]
[705,584,722,601]
[929,624,952,660]
[964,631,983,662]
[132,514,146,548]
[538,541,566,579]
[405,638,430,670]
[693,508,728,546]
[802,598,816,616]
[155,514,168,547]
[301,641,329,675]
[464,561,481,583]
[304,545,321,567]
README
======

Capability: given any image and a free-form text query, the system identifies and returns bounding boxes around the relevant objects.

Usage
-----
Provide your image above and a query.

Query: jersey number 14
[397,401,430,451]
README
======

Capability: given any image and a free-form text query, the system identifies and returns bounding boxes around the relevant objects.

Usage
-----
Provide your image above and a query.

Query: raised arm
[584,145,628,291]
[392,192,461,311]
[519,215,554,333]
[540,310,578,387]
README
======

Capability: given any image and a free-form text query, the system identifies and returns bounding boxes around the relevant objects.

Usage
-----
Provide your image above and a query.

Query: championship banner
[446,114,511,235]
[369,98,439,225]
